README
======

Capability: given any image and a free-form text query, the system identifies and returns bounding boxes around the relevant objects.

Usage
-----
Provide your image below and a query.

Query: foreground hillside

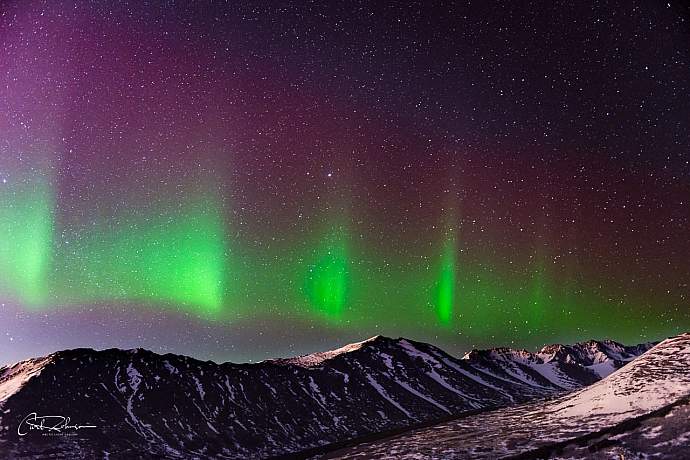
[0,335,651,459]
[328,333,690,459]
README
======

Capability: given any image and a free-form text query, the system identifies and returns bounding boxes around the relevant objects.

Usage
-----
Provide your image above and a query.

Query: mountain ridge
[1,333,654,370]
[0,334,657,458]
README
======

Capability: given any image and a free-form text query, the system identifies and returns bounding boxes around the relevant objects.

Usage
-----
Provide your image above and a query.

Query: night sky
[1,1,689,365]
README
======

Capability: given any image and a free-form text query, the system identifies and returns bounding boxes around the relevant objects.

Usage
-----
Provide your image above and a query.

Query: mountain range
[0,334,663,458]
[329,333,690,459]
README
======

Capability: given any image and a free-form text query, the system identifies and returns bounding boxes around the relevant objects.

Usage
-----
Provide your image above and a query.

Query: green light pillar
[304,225,349,320]
[0,174,53,306]
[435,227,457,327]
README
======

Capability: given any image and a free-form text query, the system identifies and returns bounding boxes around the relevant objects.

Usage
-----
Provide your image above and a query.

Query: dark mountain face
[0,335,653,459]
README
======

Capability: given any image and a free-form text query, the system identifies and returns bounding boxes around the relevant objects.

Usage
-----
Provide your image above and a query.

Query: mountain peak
[275,334,397,367]
[0,355,54,403]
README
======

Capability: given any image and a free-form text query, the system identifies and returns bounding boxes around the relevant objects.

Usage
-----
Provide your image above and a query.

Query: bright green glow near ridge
[53,199,227,315]
[0,171,228,314]
[304,226,349,319]
[0,175,53,306]
[436,233,457,326]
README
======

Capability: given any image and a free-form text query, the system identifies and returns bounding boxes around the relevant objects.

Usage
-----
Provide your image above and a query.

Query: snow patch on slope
[365,374,413,419]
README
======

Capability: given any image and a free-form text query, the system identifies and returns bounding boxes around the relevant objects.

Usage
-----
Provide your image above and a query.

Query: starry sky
[1,1,689,365]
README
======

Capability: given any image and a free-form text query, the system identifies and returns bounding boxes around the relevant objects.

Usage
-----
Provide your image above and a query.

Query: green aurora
[0,172,54,307]
[51,198,228,317]
[0,174,681,346]
[303,225,350,320]
[435,228,457,327]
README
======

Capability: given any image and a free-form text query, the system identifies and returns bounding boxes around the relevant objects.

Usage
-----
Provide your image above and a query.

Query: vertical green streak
[304,225,349,320]
[0,174,53,306]
[436,230,457,326]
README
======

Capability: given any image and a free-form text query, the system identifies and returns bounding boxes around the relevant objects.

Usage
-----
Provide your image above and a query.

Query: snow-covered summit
[0,355,54,403]
[275,335,391,366]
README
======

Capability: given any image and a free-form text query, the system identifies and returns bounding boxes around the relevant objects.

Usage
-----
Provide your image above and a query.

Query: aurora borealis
[1,1,689,364]
[0,166,54,307]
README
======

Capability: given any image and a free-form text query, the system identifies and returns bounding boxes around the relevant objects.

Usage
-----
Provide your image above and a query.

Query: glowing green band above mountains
[51,198,228,315]
[0,168,680,346]
[0,167,228,315]
[0,171,681,349]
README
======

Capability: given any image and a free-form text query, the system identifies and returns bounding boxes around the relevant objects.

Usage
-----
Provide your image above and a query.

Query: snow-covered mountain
[0,335,653,459]
[461,338,651,391]
[329,333,690,459]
